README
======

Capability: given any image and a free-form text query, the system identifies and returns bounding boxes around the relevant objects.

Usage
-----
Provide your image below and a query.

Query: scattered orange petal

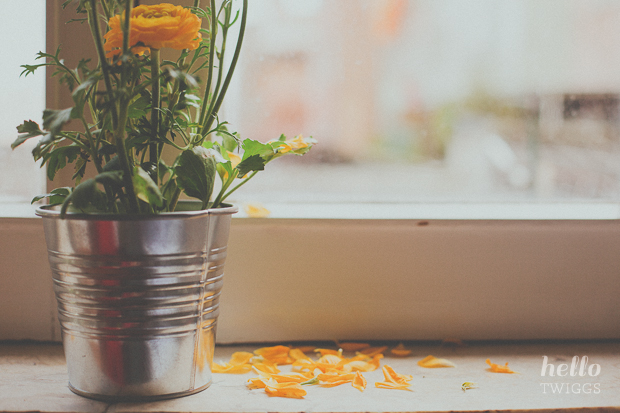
[338,342,371,352]
[358,346,388,357]
[253,362,281,374]
[375,381,412,391]
[289,348,310,361]
[230,351,254,365]
[390,343,412,357]
[382,365,413,385]
[486,358,517,374]
[292,358,317,373]
[244,203,270,218]
[264,378,307,399]
[254,345,293,365]
[417,355,456,368]
[247,377,266,389]
[212,362,252,374]
[352,371,367,392]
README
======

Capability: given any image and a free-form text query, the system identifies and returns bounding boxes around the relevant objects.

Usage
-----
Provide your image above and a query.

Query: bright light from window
[0,2,46,203]
[224,0,620,205]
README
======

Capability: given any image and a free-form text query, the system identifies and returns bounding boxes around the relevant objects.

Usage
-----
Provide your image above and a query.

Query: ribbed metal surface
[37,203,237,401]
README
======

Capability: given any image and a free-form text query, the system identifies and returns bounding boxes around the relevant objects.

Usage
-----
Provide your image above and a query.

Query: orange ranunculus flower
[104,3,202,57]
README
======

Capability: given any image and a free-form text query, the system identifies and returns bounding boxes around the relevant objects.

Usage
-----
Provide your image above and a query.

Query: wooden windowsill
[1,341,619,413]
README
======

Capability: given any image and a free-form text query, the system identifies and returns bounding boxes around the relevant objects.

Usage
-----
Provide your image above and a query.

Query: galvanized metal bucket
[36,202,237,402]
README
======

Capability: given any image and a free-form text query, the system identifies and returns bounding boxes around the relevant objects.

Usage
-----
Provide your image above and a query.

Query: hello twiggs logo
[540,356,601,394]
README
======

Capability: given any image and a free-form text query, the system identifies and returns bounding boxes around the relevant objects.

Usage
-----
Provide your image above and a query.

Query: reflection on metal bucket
[37,203,237,401]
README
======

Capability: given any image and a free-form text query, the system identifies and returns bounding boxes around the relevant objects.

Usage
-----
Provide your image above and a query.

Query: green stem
[198,0,218,129]
[87,0,118,129]
[79,117,103,173]
[149,49,161,180]
[169,187,182,212]
[200,0,247,137]
[213,169,257,208]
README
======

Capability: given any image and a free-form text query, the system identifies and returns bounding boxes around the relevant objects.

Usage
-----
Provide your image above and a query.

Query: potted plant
[12,0,315,402]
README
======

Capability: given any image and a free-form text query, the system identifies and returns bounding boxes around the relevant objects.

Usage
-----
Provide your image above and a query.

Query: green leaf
[95,170,124,188]
[12,120,45,149]
[236,154,265,177]
[44,144,81,181]
[71,179,106,211]
[42,107,77,137]
[127,95,150,118]
[103,156,122,172]
[71,76,99,117]
[132,166,164,208]
[31,187,72,206]
[175,147,216,208]
[241,138,276,160]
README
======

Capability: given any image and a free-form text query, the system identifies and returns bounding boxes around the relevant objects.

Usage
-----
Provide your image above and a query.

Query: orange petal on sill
[212,362,252,374]
[390,343,412,357]
[317,354,343,365]
[244,203,270,218]
[417,355,456,368]
[338,342,371,352]
[254,345,293,365]
[264,379,307,399]
[486,358,517,374]
[247,377,266,389]
[289,348,311,361]
[253,362,281,374]
[375,381,412,391]
[358,346,388,357]
[230,351,254,365]
[292,358,317,372]
[352,371,367,392]
[382,365,413,385]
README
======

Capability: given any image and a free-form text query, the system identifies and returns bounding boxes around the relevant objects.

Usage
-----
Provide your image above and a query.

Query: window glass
[224,0,620,204]
[0,2,46,203]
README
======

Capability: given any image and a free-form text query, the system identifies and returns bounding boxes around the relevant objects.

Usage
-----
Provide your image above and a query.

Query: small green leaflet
[12,120,45,149]
[132,166,164,208]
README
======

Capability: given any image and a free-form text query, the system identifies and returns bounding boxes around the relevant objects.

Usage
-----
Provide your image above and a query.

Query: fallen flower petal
[212,362,252,374]
[390,343,412,357]
[417,355,456,368]
[230,351,254,365]
[289,348,311,361]
[375,381,412,391]
[382,365,413,385]
[244,203,270,218]
[254,345,293,365]
[358,346,388,357]
[264,378,307,399]
[486,358,517,374]
[247,377,266,389]
[253,362,281,374]
[352,371,367,392]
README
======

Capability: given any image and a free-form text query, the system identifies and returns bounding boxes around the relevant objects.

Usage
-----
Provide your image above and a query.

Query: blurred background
[3,0,620,205]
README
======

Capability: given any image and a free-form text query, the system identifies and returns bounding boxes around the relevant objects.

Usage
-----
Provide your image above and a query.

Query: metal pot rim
[36,200,238,220]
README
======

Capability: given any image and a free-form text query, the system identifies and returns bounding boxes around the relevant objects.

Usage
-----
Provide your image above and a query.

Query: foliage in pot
[13,0,315,214]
